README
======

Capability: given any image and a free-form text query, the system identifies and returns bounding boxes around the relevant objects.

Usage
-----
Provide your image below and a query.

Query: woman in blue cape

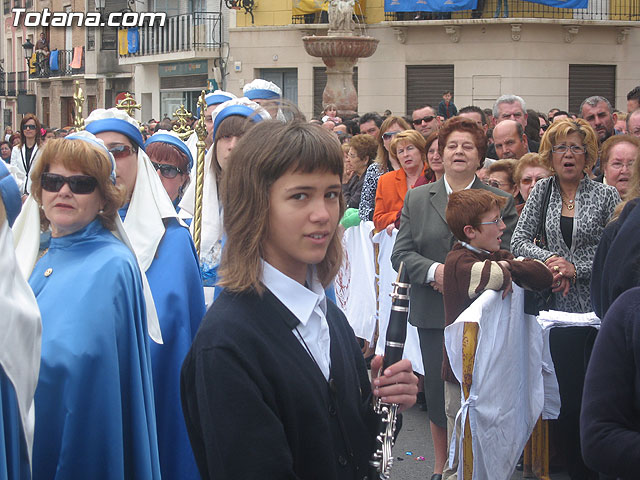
[20,132,160,479]
[85,108,205,480]
[1,161,41,480]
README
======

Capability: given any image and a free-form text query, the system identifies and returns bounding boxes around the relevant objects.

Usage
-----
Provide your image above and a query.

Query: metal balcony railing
[17,71,27,94]
[119,12,222,58]
[383,0,639,21]
[0,71,5,96]
[30,47,85,78]
[7,72,16,96]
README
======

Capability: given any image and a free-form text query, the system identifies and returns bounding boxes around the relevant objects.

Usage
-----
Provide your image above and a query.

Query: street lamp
[95,0,106,16]
[22,39,34,62]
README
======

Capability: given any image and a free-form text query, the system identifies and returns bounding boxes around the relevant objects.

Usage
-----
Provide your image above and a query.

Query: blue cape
[0,370,30,480]
[119,208,205,480]
[29,220,161,479]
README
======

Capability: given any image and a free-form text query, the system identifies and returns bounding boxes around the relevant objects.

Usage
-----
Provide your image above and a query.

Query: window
[313,67,357,118]
[568,64,616,113]
[259,68,298,106]
[406,65,454,115]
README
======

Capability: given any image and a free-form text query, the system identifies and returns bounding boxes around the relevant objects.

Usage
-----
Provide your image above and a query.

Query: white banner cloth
[445,286,544,480]
[335,221,377,342]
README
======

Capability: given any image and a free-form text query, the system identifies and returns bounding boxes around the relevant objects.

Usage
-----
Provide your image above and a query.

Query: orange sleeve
[373,171,405,231]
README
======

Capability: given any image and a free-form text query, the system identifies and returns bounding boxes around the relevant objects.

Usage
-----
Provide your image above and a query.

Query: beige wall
[228,21,639,119]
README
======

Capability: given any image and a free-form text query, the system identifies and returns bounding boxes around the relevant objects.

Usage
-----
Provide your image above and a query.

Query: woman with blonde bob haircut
[181,120,418,480]
[24,133,162,479]
[373,129,430,234]
[512,118,620,479]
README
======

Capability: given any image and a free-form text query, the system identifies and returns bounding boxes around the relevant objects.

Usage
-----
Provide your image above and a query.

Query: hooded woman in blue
[15,132,161,479]
[86,109,205,480]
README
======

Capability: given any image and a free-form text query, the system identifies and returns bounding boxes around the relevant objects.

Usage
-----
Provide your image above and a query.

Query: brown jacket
[441,242,553,383]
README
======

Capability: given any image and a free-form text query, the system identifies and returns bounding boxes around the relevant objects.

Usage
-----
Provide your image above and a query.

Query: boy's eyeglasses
[477,216,503,226]
[151,161,184,179]
[41,173,98,194]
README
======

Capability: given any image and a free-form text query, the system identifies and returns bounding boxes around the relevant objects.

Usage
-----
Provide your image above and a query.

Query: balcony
[383,0,639,21]
[118,12,222,64]
[18,71,27,94]
[30,47,85,79]
[0,71,5,96]
[7,72,16,96]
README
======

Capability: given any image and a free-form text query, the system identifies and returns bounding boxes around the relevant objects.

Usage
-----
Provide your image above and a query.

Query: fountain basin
[302,35,379,59]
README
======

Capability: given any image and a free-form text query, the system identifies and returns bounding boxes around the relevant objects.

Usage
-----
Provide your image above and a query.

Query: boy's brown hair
[446,189,507,242]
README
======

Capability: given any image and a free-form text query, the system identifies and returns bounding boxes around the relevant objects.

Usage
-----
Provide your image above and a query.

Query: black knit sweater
[181,288,378,480]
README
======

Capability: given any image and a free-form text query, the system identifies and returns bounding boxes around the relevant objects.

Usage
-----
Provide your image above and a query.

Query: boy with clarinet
[180,120,417,480]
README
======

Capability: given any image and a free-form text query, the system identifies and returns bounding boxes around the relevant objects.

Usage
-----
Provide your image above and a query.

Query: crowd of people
[2,79,640,480]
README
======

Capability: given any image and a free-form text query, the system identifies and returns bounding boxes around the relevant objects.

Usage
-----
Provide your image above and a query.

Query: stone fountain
[302,0,379,118]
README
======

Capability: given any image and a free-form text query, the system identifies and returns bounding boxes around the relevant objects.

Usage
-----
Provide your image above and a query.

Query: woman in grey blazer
[392,117,518,480]
[511,119,619,480]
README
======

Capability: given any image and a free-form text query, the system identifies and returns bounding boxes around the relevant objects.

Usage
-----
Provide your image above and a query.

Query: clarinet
[369,261,410,480]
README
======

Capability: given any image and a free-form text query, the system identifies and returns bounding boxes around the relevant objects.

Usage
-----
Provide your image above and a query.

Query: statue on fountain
[328,0,355,34]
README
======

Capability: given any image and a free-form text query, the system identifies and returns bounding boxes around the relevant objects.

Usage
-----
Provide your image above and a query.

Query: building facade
[225,0,639,118]
[117,0,227,123]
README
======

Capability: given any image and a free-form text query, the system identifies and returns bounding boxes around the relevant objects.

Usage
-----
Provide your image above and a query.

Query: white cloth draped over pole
[373,229,424,375]
[1,209,41,467]
[445,286,545,480]
[335,221,378,342]
[536,309,600,420]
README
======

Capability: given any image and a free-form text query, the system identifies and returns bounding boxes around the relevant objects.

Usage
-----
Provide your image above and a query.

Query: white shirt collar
[443,174,477,195]
[261,261,327,327]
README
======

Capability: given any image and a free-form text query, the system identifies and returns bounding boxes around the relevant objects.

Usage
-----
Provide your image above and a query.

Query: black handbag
[524,180,555,315]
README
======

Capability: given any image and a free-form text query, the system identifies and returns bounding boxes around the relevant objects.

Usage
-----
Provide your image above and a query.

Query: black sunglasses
[108,144,134,159]
[23,124,37,130]
[412,115,436,125]
[151,161,184,179]
[41,173,98,194]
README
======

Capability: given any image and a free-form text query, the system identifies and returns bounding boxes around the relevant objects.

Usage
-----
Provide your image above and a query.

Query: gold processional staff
[72,88,208,257]
[166,93,207,255]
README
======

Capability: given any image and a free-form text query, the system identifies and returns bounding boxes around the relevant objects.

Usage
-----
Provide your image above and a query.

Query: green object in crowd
[340,208,361,229]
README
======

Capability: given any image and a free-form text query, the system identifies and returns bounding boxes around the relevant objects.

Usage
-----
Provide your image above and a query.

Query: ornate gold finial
[194,93,207,144]
[172,104,194,142]
[115,92,141,118]
[73,80,85,130]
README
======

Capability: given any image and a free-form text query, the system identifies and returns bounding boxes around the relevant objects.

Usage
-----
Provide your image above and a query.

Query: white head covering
[11,132,163,344]
[0,171,41,466]
[85,108,181,273]
[178,98,269,266]
[242,79,282,99]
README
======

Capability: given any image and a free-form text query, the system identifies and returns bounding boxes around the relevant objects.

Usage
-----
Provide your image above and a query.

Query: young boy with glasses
[440,189,553,476]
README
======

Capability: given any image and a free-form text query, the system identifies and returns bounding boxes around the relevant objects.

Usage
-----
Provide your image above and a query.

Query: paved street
[388,404,570,480]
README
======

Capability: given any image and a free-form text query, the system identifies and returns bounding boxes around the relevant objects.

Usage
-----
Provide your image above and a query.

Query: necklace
[559,189,575,211]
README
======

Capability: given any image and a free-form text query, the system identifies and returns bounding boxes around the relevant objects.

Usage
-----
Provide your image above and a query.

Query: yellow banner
[292,0,366,16]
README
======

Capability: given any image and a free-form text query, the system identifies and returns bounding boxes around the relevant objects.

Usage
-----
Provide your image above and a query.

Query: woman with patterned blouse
[511,118,620,480]
[358,116,410,221]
